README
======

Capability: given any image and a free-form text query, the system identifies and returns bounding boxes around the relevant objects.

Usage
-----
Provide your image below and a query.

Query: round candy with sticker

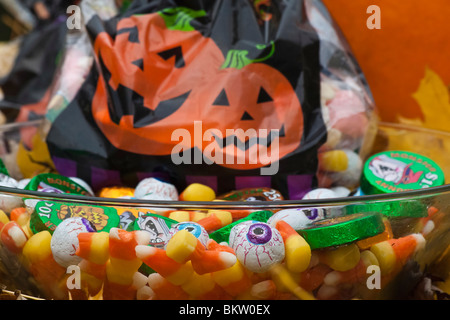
[231,221,285,273]
[217,187,283,202]
[134,178,178,201]
[360,151,445,195]
[50,217,96,268]
[167,221,209,248]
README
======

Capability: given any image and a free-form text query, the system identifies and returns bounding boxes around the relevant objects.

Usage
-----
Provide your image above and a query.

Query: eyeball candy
[50,217,97,268]
[168,221,210,248]
[230,222,285,273]
[267,208,327,230]
[134,178,178,201]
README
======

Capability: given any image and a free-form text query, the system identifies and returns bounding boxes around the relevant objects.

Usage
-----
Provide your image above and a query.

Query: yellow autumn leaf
[16,131,56,178]
[399,67,450,132]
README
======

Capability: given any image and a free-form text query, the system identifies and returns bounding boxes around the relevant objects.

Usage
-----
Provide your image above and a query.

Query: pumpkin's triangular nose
[240,111,254,121]
[257,87,273,103]
[212,89,229,106]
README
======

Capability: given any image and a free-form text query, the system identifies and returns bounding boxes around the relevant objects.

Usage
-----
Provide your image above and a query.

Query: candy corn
[103,228,150,299]
[1,221,28,254]
[165,229,237,274]
[323,250,379,286]
[168,210,207,223]
[275,220,311,273]
[76,232,110,296]
[147,272,189,300]
[211,260,252,297]
[135,245,194,285]
[197,210,233,233]
[180,271,231,300]
[21,231,68,299]
[370,233,426,276]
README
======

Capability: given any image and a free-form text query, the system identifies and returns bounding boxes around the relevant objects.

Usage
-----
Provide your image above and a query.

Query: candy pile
[0,157,446,300]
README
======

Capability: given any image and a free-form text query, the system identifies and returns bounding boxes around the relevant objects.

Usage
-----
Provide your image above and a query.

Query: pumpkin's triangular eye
[132,59,144,71]
[213,89,229,106]
[117,26,140,43]
[279,124,285,137]
[257,87,273,103]
[241,111,254,121]
[157,46,185,68]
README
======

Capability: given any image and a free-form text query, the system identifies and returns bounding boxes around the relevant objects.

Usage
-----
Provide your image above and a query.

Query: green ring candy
[297,212,385,250]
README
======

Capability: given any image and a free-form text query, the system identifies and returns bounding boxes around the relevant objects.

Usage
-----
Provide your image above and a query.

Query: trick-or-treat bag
[46,0,376,199]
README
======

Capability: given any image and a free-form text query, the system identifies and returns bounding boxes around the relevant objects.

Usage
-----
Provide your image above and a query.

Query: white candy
[134,178,178,201]
[51,217,96,268]
[267,208,325,230]
[330,186,351,197]
[0,174,23,212]
[302,188,339,200]
[231,222,285,273]
[17,179,31,189]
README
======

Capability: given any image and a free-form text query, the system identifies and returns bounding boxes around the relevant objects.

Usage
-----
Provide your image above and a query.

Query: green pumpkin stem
[158,7,207,32]
[221,41,275,69]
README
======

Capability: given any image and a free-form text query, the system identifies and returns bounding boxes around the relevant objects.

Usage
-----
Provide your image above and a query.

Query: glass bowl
[0,120,448,300]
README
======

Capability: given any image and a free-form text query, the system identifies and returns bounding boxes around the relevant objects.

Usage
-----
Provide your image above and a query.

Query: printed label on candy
[128,212,178,248]
[217,188,283,201]
[25,173,91,196]
[30,201,120,234]
[361,151,445,195]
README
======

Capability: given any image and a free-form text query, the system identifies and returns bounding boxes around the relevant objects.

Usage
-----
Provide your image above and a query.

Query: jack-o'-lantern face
[92,7,303,170]
[164,62,303,170]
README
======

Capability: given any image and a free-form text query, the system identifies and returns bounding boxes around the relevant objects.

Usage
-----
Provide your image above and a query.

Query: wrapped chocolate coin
[297,212,385,250]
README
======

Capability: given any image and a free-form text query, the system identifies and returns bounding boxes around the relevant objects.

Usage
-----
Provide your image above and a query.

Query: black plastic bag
[46,0,374,199]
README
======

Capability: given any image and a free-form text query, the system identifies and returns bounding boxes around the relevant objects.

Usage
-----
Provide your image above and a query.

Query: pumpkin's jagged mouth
[210,125,285,151]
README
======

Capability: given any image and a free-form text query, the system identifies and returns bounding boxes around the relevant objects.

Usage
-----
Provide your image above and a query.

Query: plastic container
[0,120,448,300]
